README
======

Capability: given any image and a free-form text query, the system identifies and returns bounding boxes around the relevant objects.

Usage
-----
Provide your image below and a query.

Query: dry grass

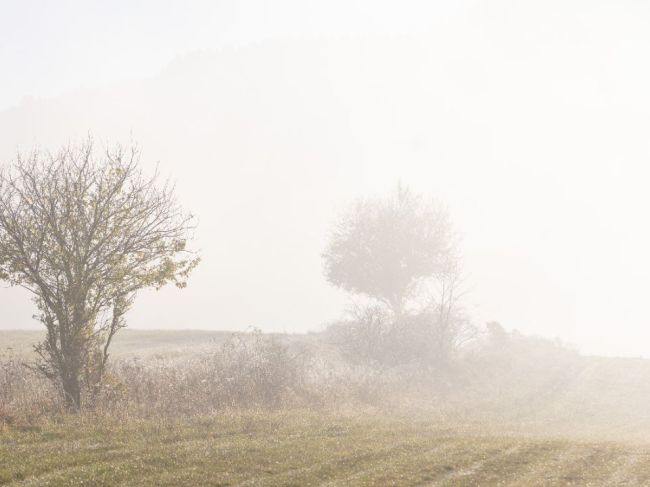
[0,330,393,426]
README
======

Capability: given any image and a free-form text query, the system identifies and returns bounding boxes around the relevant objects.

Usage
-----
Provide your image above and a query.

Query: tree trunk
[62,371,82,411]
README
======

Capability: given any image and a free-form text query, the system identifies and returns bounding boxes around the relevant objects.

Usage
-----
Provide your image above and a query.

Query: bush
[206,330,311,409]
[79,330,319,416]
[0,352,62,426]
[326,304,475,372]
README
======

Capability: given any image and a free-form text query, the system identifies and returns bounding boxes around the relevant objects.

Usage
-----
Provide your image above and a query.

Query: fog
[3,0,650,358]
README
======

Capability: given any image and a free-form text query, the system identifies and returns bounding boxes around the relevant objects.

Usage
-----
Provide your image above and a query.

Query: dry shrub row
[2,324,585,428]
[0,331,396,426]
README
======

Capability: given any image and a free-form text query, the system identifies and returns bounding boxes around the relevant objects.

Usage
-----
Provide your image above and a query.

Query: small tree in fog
[323,185,475,370]
[322,185,454,315]
[0,140,199,409]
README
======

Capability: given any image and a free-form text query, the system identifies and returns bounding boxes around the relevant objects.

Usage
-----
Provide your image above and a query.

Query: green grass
[2,411,650,486]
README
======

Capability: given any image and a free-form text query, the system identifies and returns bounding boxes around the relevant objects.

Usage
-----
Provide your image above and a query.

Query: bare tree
[0,139,199,409]
[322,184,454,315]
[419,259,476,368]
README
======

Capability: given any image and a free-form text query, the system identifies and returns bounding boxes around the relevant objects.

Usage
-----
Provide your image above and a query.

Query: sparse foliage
[0,139,199,409]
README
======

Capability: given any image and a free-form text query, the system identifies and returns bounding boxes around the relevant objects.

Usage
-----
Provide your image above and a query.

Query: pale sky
[2,0,650,357]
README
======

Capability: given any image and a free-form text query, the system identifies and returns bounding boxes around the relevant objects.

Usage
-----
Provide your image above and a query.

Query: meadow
[4,329,650,486]
[4,411,650,486]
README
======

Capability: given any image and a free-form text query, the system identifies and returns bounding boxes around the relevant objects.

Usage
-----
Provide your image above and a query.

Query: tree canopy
[322,185,454,314]
[0,140,199,408]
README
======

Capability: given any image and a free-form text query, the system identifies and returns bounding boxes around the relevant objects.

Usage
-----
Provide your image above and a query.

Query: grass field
[5,330,650,485]
[2,411,650,486]
[0,329,236,359]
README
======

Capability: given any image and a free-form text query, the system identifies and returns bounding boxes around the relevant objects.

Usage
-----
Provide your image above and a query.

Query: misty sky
[2,0,650,358]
